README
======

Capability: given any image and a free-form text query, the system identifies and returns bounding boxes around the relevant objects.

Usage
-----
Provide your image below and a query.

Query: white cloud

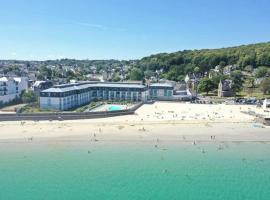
[74,21,127,33]
[75,22,108,31]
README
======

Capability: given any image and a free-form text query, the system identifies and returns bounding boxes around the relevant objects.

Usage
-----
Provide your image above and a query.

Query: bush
[21,90,37,103]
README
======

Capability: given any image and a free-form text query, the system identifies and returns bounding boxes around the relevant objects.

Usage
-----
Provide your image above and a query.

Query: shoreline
[0,122,269,142]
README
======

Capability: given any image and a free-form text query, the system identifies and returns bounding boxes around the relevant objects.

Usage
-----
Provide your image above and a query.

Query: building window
[153,89,157,96]
[47,98,51,106]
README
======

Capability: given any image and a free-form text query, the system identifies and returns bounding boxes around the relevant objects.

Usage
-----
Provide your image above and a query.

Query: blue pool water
[108,105,123,111]
[90,104,125,112]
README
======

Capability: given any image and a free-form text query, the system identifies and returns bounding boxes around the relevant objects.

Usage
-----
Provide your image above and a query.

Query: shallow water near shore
[0,141,270,200]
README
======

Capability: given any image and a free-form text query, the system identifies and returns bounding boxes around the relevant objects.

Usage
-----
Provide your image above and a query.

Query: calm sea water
[0,141,270,200]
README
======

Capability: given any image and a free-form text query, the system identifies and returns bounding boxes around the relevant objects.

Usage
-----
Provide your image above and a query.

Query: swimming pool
[90,104,128,112]
[108,105,123,111]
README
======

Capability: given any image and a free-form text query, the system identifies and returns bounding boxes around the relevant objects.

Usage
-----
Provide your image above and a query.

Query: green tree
[129,68,143,80]
[193,66,200,73]
[230,70,244,93]
[198,78,215,95]
[255,66,269,78]
[219,61,226,68]
[166,70,178,81]
[112,74,121,82]
[37,73,45,80]
[177,75,185,81]
[144,70,154,79]
[246,77,256,88]
[39,66,53,80]
[21,90,37,103]
[244,65,253,72]
[211,74,228,88]
[66,70,77,81]
[259,78,270,94]
[4,66,22,76]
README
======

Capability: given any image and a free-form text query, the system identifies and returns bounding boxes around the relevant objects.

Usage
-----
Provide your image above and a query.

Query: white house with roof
[0,77,28,103]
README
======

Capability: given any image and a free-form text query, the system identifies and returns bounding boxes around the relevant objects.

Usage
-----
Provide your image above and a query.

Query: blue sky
[0,0,270,60]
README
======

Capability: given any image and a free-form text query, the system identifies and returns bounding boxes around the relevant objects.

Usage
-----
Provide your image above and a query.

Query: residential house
[185,73,203,92]
[0,77,28,103]
[218,79,234,97]
[223,65,238,75]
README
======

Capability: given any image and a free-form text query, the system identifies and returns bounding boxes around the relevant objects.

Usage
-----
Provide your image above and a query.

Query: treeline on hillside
[136,42,270,81]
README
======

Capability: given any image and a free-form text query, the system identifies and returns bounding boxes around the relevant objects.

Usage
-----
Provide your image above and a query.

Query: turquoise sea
[0,141,270,200]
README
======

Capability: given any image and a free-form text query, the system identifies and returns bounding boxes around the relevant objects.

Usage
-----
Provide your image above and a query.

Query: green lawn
[200,88,270,99]
[238,88,270,99]
[19,103,56,113]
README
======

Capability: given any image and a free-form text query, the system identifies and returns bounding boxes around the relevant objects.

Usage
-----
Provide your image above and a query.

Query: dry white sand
[0,102,269,142]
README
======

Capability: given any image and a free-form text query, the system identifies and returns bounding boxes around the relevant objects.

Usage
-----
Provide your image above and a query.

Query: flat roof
[42,82,146,93]
[0,77,8,82]
[149,83,173,88]
[0,77,26,82]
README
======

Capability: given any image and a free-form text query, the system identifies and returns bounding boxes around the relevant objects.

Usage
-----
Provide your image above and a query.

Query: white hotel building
[40,82,149,111]
[39,82,177,111]
[0,77,28,103]
[39,81,179,111]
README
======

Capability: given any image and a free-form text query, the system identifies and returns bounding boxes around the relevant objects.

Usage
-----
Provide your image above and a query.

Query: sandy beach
[0,102,269,142]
